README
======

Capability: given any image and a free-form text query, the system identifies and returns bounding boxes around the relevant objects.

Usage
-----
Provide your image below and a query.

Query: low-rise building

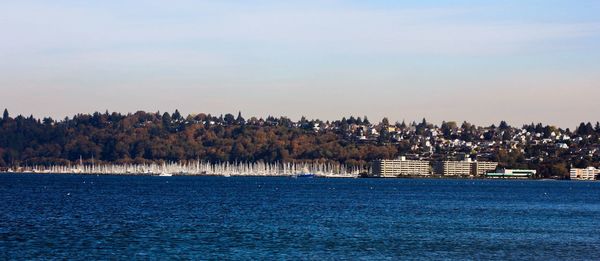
[570,167,600,180]
[372,157,431,177]
[486,169,536,179]
[433,160,472,176]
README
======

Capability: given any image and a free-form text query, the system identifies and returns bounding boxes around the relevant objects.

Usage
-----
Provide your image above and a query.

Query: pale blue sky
[1,1,599,128]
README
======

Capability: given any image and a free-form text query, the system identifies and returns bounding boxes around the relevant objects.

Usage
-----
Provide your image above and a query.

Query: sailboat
[158,162,172,176]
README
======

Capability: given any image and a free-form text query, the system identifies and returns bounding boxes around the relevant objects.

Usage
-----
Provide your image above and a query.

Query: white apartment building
[570,167,599,180]
[372,157,431,177]
[433,160,472,176]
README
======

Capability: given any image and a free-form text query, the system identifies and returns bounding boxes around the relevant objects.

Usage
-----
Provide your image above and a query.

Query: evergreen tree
[42,117,53,125]
[363,116,370,125]
[577,122,593,136]
[400,120,407,129]
[172,109,182,121]
[535,123,544,133]
[378,128,391,143]
[299,116,309,129]
[348,116,356,124]
[586,122,594,135]
[162,112,172,127]
[236,111,245,125]
[441,121,451,137]
[2,109,8,121]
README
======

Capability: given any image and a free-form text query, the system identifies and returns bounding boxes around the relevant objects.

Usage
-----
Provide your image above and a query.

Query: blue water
[1,175,600,260]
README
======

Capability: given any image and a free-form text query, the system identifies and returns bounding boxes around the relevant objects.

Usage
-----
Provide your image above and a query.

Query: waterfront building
[372,157,431,177]
[570,167,600,180]
[486,169,536,179]
[371,157,499,178]
[433,160,472,176]
[471,161,498,176]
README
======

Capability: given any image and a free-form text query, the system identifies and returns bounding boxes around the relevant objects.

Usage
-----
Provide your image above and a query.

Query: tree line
[0,110,396,168]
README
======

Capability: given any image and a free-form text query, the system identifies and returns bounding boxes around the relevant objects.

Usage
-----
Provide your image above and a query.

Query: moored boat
[296,173,315,178]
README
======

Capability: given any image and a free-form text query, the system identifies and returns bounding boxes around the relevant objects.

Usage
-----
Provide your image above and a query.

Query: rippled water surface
[1,174,600,260]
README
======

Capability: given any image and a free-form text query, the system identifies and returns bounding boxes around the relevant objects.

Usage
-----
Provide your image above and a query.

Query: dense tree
[363,116,370,125]
[577,122,594,136]
[356,117,363,125]
[223,113,235,125]
[399,120,407,129]
[439,122,447,136]
[381,117,390,126]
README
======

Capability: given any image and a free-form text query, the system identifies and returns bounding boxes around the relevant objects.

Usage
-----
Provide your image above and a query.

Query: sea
[1,174,599,260]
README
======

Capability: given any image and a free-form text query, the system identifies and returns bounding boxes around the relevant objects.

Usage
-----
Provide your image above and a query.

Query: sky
[1,0,599,128]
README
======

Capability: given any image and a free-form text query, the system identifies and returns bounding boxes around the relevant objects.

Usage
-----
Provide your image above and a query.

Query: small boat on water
[158,172,172,177]
[296,173,315,178]
[292,167,316,178]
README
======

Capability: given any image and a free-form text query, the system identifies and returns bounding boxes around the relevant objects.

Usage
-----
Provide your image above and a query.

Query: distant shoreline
[1,171,584,181]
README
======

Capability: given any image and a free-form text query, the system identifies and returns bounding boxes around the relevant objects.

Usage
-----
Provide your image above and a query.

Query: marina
[3,161,362,178]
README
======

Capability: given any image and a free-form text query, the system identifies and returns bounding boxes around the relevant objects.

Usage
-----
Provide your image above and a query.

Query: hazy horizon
[1,1,599,129]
